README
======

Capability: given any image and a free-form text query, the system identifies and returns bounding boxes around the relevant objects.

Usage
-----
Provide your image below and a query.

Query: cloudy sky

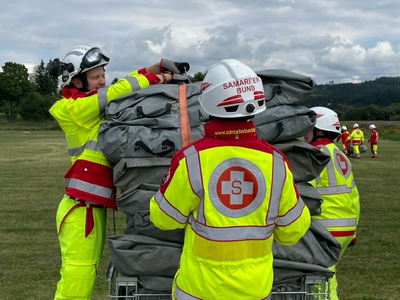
[1,0,400,85]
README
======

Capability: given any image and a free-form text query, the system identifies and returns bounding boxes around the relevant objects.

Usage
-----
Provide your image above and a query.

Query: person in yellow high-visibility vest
[48,45,190,300]
[348,123,364,158]
[304,107,360,300]
[150,59,311,300]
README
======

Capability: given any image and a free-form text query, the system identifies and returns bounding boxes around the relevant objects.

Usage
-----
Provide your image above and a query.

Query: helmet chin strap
[77,73,89,92]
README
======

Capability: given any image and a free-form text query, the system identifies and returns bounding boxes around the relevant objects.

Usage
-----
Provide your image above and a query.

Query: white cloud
[0,0,400,84]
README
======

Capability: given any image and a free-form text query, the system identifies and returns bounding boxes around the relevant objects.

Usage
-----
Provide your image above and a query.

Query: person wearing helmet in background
[48,45,190,300]
[304,107,360,300]
[347,123,364,158]
[336,125,350,155]
[150,59,311,300]
[368,124,379,158]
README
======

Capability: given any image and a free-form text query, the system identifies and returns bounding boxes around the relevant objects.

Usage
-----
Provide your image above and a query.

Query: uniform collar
[204,118,258,140]
[61,86,98,100]
[311,137,332,147]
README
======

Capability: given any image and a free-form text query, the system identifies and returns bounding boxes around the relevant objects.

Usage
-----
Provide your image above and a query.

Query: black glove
[160,58,190,74]
[169,73,190,84]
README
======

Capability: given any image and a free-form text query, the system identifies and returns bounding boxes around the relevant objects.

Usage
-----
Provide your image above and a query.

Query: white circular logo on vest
[208,158,266,218]
[333,148,351,179]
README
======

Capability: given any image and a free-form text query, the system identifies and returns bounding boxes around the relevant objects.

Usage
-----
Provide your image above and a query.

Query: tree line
[305,77,400,121]
[0,60,59,121]
[1,59,398,122]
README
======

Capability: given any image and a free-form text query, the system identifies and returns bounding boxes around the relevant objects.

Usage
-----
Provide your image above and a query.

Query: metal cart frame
[107,263,330,300]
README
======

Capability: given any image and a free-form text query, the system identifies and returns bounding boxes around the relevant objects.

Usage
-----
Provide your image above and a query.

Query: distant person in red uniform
[368,124,379,158]
[336,125,350,155]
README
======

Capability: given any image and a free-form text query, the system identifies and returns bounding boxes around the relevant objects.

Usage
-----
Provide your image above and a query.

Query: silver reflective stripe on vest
[315,144,351,195]
[266,150,285,225]
[97,87,109,118]
[188,214,274,241]
[183,146,205,223]
[316,185,351,195]
[68,140,102,157]
[315,217,357,228]
[153,190,188,224]
[65,178,114,199]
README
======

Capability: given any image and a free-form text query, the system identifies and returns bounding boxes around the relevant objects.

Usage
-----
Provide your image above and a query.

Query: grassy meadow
[0,129,399,300]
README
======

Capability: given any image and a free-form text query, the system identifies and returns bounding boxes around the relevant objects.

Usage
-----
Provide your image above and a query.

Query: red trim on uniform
[61,86,98,100]
[143,72,161,85]
[64,160,116,209]
[329,230,355,237]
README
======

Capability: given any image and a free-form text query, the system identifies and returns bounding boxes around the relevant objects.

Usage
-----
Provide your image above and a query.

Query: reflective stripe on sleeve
[153,190,188,224]
[68,140,102,156]
[124,75,141,91]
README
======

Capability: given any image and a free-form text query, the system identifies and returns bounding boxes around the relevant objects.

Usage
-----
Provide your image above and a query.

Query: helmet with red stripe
[311,106,341,134]
[198,59,266,118]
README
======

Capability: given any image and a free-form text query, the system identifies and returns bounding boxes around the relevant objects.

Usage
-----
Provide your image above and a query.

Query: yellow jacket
[50,70,157,208]
[150,119,310,300]
[310,138,360,237]
[348,128,364,145]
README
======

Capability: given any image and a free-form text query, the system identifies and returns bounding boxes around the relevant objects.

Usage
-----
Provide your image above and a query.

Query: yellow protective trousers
[54,196,106,300]
[328,234,353,300]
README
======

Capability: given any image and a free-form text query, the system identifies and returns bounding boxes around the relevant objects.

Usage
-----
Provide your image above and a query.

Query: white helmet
[61,45,109,85]
[311,106,341,134]
[353,123,359,129]
[198,59,266,118]
[341,125,347,131]
[369,124,376,130]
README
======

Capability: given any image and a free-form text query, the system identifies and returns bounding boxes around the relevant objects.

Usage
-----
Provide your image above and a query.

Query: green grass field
[0,130,399,300]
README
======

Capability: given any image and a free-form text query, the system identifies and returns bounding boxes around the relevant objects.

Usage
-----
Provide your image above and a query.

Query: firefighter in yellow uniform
[48,45,190,300]
[348,123,364,158]
[150,59,311,300]
[304,107,360,300]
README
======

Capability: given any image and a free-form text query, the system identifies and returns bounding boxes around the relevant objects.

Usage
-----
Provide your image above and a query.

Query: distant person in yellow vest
[48,45,190,300]
[150,59,311,300]
[304,107,360,300]
[348,123,364,158]
[368,124,379,158]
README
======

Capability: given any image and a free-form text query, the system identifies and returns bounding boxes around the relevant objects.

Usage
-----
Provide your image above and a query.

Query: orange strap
[178,83,194,147]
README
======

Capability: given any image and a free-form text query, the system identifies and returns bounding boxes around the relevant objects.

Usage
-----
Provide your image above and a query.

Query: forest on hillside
[304,76,400,121]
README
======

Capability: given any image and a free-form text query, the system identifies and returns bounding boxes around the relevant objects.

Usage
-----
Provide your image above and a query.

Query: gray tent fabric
[256,69,317,108]
[107,234,182,277]
[295,182,323,216]
[101,69,339,297]
[272,218,341,268]
[272,139,331,182]
[125,210,184,244]
[254,105,316,143]
[113,157,171,191]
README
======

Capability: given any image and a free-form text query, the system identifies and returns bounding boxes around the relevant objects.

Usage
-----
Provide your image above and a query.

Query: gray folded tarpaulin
[272,218,341,268]
[254,105,316,144]
[273,139,330,182]
[125,210,184,244]
[256,69,317,108]
[295,182,323,216]
[107,234,182,277]
[113,157,170,191]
